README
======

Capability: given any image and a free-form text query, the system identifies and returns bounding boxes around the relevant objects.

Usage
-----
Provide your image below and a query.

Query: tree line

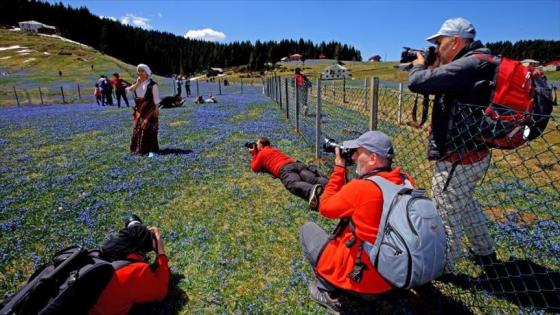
[485,40,560,64]
[0,0,362,75]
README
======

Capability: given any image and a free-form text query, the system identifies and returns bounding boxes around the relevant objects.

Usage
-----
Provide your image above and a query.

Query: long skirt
[130,118,159,154]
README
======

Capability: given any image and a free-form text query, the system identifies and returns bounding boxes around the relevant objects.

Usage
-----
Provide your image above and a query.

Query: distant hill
[0,0,362,75]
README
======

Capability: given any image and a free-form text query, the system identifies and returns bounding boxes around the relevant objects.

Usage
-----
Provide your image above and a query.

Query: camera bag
[350,176,446,289]
[0,245,130,315]
[474,54,554,149]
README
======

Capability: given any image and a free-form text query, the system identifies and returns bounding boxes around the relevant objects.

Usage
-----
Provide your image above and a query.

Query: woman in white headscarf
[126,64,161,154]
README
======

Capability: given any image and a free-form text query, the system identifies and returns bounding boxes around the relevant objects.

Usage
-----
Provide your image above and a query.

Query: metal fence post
[60,86,66,104]
[285,78,289,119]
[241,79,244,94]
[369,77,379,130]
[343,76,347,103]
[77,84,82,99]
[398,83,403,124]
[364,78,368,110]
[24,89,31,104]
[13,86,20,106]
[316,78,322,158]
[196,80,200,98]
[218,79,222,95]
[277,76,282,107]
[38,87,43,104]
[295,81,299,132]
[332,80,335,96]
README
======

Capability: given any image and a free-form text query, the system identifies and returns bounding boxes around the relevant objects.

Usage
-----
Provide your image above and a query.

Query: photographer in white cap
[299,131,415,312]
[407,17,496,272]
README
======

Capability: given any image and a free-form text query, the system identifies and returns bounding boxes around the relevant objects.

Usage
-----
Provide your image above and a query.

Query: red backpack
[475,55,554,149]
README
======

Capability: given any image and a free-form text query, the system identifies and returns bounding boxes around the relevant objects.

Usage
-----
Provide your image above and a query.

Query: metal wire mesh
[264,75,560,313]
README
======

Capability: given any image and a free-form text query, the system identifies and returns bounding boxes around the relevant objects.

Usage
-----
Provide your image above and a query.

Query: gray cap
[342,131,394,159]
[426,17,476,44]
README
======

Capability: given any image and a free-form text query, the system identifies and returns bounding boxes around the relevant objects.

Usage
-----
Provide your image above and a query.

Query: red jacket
[316,166,412,295]
[89,254,169,315]
[250,146,295,178]
[295,73,305,88]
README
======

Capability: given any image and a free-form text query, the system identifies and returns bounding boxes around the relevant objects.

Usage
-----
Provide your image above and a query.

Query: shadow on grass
[129,273,189,315]
[440,258,560,312]
[158,148,193,155]
[337,282,474,315]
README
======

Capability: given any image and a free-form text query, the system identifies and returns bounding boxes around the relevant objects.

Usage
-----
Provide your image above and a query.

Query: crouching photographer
[299,131,417,312]
[89,215,169,315]
[247,137,328,210]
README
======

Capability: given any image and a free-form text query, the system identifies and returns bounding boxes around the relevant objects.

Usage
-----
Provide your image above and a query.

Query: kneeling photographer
[299,131,416,312]
[247,136,328,210]
[89,215,169,315]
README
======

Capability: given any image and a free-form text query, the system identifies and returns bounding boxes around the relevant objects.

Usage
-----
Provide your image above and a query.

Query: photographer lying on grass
[248,136,327,210]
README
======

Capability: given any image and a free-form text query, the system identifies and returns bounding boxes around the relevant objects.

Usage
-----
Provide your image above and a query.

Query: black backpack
[0,245,131,315]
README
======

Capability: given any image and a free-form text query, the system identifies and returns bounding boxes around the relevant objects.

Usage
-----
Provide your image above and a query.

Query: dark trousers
[185,85,191,96]
[115,90,129,107]
[279,162,328,201]
[104,90,113,105]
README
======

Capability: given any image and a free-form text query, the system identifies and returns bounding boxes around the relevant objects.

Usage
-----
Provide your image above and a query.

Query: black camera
[323,138,355,166]
[244,142,257,149]
[400,46,437,66]
[124,214,144,229]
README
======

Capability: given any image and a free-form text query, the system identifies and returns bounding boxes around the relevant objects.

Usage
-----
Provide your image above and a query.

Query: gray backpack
[362,176,446,289]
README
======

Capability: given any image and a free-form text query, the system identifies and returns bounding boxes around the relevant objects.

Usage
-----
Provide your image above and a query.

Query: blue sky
[48,0,560,61]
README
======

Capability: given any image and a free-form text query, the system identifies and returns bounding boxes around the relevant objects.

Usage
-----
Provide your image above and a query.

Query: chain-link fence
[264,75,560,313]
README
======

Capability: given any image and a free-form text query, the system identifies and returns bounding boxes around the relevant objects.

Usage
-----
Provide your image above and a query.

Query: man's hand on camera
[334,147,346,168]
[412,52,425,67]
[149,227,166,256]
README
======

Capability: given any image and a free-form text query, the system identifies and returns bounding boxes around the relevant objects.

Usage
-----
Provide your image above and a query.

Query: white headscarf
[137,63,152,78]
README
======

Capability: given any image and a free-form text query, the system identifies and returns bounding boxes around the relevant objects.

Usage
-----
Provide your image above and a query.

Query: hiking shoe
[308,184,323,210]
[308,282,341,314]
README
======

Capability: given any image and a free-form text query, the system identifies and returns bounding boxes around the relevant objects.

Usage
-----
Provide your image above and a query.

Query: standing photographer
[299,131,413,312]
[89,216,169,315]
[248,137,327,210]
[407,17,496,271]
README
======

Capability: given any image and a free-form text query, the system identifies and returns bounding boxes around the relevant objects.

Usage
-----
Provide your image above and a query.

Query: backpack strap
[111,260,133,270]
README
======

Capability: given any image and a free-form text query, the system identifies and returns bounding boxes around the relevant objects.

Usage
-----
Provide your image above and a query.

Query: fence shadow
[337,282,473,315]
[157,148,193,155]
[440,258,560,312]
[129,273,189,315]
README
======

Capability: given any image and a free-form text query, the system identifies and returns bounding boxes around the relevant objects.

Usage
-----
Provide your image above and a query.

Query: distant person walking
[295,67,310,115]
[111,73,131,108]
[94,83,102,106]
[185,76,191,97]
[97,75,107,106]
[176,76,183,97]
[127,64,161,155]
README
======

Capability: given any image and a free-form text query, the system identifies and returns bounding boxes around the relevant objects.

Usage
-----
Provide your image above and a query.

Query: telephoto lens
[244,142,256,149]
[322,138,355,166]
[124,214,143,229]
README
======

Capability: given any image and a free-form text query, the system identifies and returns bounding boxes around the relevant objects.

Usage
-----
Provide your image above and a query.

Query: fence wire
[264,75,560,313]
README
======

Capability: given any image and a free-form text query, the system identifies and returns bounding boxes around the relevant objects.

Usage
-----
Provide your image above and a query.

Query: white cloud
[157,12,163,18]
[184,28,226,42]
[120,14,152,30]
[100,16,117,22]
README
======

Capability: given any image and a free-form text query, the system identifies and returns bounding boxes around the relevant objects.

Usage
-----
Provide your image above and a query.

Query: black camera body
[400,46,437,66]
[244,142,257,149]
[125,214,144,229]
[323,138,355,166]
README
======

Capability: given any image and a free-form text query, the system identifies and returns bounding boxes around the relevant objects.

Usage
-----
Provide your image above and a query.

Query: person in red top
[89,216,169,315]
[249,136,328,209]
[299,131,414,313]
[111,73,131,108]
[294,67,310,115]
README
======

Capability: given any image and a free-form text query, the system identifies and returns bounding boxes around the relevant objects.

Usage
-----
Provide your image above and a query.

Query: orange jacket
[89,254,169,315]
[316,166,412,295]
[250,146,295,178]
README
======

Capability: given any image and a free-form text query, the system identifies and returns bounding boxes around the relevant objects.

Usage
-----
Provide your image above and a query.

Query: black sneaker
[308,184,323,210]
[308,282,341,314]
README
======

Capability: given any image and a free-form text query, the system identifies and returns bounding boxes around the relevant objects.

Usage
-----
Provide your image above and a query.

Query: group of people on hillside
[27,17,514,314]
[94,73,131,108]
[174,74,191,97]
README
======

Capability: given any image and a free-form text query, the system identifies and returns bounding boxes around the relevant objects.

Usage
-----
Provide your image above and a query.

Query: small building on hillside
[18,20,56,34]
[521,59,540,67]
[289,53,302,61]
[319,53,326,59]
[321,63,351,80]
[368,54,381,62]
[206,67,223,77]
[544,59,560,71]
